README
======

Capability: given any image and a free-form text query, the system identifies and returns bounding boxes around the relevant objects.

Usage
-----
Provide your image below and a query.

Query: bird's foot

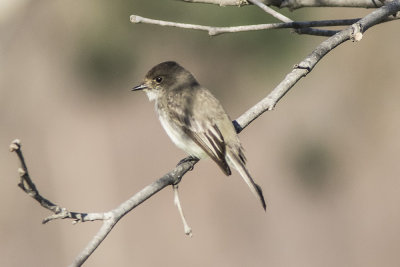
[177,156,199,167]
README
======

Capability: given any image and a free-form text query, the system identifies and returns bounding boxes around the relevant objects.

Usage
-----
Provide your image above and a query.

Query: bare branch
[9,139,107,224]
[181,0,250,6]
[180,0,383,9]
[10,139,199,266]
[248,0,293,22]
[69,159,198,267]
[294,28,339,36]
[173,185,193,237]
[279,0,383,9]
[130,15,399,36]
[247,0,344,36]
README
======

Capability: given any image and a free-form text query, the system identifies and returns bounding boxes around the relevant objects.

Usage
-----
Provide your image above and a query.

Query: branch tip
[173,185,193,237]
[12,138,21,145]
[9,139,21,152]
[130,15,142,23]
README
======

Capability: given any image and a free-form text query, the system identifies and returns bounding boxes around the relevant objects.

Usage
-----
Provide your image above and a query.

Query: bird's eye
[155,76,163,83]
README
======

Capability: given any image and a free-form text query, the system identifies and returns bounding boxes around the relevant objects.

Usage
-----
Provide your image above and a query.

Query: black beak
[132,84,147,91]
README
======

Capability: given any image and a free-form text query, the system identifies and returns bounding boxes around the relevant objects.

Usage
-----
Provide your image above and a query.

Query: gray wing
[167,88,232,175]
[184,123,231,175]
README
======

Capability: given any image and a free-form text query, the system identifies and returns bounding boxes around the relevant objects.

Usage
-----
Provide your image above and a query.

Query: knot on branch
[351,23,363,42]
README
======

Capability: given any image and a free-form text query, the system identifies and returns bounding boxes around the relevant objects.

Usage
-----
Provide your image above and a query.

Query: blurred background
[1,0,400,266]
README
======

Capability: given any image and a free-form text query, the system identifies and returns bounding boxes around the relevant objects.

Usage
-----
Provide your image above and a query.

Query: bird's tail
[226,152,266,210]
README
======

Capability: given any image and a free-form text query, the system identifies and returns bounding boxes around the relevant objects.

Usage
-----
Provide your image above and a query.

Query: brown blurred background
[1,1,400,266]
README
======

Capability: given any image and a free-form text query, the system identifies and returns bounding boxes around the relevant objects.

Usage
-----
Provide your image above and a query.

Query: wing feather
[184,125,231,175]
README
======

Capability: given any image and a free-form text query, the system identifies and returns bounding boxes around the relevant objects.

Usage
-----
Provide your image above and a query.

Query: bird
[132,61,266,210]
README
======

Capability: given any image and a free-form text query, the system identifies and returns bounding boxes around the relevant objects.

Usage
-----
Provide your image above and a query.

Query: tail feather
[227,153,266,211]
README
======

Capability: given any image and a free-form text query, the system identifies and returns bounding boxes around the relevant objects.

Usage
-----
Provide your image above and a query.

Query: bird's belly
[158,112,207,158]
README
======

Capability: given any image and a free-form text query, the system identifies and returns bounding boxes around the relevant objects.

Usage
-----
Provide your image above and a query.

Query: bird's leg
[177,155,199,167]
[172,184,192,237]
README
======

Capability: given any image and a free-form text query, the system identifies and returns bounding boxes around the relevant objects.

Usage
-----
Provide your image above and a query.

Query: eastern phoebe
[132,61,266,210]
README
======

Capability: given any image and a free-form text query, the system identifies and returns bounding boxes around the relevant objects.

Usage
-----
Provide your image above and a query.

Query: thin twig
[247,0,343,36]
[9,139,107,224]
[130,15,399,36]
[279,0,383,9]
[248,0,293,22]
[180,0,384,9]
[173,185,192,237]
[294,28,339,36]
[247,0,346,36]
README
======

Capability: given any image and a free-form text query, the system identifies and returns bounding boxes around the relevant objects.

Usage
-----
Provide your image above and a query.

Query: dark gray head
[132,61,199,101]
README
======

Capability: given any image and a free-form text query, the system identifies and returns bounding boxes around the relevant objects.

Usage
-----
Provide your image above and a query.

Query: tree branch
[11,138,199,266]
[11,1,400,266]
[180,0,384,9]
[130,15,399,36]
[248,0,293,22]
[9,140,110,224]
[247,0,348,36]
